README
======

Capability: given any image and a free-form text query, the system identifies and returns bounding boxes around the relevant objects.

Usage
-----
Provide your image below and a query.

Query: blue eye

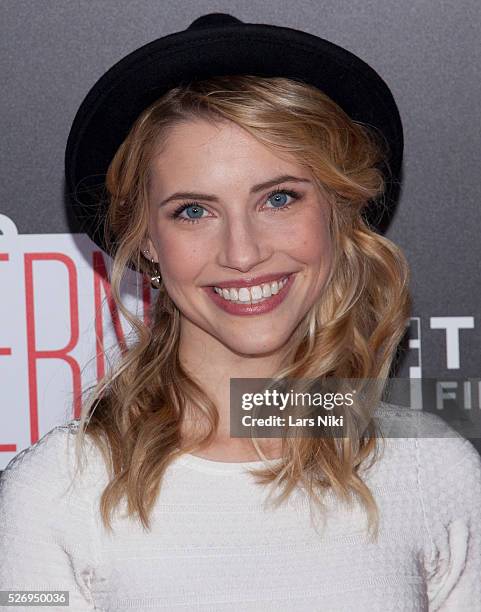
[171,203,207,223]
[183,204,205,218]
[267,191,290,208]
[265,188,300,210]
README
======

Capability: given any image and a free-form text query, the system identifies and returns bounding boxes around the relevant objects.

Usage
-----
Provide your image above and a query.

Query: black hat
[65,12,403,259]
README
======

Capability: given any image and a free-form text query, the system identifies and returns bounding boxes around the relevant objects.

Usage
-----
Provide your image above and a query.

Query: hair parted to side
[71,75,411,541]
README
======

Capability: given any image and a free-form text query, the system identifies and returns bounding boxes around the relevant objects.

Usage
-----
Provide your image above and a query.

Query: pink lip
[203,273,296,316]
[207,272,294,289]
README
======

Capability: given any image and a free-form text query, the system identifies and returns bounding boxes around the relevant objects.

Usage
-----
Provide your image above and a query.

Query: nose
[216,213,271,273]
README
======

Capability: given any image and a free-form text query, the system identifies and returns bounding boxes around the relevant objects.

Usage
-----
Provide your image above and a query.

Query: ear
[141,237,159,264]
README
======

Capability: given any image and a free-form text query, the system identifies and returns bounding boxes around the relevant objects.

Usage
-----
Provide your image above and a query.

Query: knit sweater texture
[1,403,480,611]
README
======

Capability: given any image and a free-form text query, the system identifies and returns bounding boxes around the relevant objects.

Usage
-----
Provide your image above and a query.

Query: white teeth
[238,287,250,302]
[251,285,263,300]
[213,276,289,304]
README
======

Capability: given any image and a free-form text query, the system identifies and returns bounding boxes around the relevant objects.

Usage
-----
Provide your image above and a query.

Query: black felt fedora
[65,12,404,258]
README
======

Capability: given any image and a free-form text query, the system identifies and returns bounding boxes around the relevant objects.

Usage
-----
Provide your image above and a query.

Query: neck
[177,317,290,454]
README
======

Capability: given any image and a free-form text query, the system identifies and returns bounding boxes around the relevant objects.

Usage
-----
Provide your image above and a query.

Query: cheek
[280,212,332,265]
[154,229,205,283]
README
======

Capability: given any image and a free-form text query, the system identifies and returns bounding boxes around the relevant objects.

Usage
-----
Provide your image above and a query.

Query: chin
[216,326,295,358]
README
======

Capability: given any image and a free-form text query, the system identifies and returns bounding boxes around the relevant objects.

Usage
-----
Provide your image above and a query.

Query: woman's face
[145,117,333,356]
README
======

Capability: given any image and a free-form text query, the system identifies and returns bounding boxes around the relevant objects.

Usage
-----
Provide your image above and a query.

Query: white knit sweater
[1,404,480,611]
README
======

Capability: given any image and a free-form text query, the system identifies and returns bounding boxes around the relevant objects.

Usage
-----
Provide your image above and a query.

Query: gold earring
[143,250,161,289]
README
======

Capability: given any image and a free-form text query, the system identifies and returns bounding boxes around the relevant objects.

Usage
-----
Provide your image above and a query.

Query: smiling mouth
[211,275,290,305]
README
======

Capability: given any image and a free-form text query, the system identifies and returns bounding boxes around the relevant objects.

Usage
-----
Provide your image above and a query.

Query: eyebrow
[157,175,312,207]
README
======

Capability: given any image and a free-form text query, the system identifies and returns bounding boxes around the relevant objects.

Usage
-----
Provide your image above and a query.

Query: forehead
[148,118,309,190]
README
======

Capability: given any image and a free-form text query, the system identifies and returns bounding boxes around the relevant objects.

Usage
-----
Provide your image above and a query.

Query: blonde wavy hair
[71,75,411,541]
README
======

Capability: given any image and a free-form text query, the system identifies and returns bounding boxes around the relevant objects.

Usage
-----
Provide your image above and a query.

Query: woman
[1,13,480,612]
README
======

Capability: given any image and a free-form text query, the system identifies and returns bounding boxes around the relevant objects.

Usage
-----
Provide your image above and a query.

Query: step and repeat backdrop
[1,1,480,468]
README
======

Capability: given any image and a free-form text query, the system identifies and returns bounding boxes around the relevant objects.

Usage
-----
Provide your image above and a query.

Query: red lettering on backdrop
[93,252,152,379]
[0,253,12,357]
[0,443,17,452]
[24,253,81,443]
[0,253,16,451]
[93,252,127,379]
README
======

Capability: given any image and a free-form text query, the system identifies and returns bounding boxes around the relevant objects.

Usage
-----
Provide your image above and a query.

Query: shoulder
[2,421,75,481]
[373,404,481,609]
[0,422,101,598]
[0,419,104,509]
[373,400,465,440]
[373,401,481,498]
